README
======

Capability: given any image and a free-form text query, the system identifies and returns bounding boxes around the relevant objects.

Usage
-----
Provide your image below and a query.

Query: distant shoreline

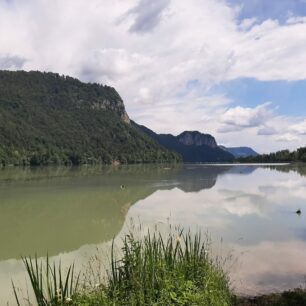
[0,161,296,169]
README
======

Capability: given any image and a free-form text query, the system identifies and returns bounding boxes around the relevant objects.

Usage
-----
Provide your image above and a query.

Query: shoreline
[235,288,306,305]
[0,161,296,169]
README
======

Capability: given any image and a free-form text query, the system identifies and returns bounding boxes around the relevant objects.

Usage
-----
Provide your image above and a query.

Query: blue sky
[212,78,306,117]
[0,0,306,152]
[228,0,306,24]
[216,0,306,118]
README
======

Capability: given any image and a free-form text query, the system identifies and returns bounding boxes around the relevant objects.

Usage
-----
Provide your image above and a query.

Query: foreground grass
[14,229,306,305]
[14,230,233,305]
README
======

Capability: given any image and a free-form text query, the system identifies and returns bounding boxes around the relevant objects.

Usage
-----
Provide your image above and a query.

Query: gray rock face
[91,98,130,124]
[120,111,131,124]
[177,131,218,148]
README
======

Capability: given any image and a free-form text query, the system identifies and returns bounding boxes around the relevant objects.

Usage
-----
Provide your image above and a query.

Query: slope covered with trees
[0,70,180,166]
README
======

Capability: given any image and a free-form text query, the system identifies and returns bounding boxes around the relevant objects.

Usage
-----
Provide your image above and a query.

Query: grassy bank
[14,230,233,305]
[14,229,306,305]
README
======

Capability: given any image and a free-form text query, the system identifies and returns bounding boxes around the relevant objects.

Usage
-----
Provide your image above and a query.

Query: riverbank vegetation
[14,229,306,305]
[14,230,233,305]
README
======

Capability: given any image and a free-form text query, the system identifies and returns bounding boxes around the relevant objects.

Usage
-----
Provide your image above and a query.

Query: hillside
[0,70,180,166]
[135,124,234,162]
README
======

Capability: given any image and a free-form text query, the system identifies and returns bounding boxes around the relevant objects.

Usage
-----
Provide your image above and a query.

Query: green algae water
[1,164,306,303]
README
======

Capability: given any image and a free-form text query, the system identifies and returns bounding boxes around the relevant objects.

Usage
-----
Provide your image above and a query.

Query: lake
[1,164,306,304]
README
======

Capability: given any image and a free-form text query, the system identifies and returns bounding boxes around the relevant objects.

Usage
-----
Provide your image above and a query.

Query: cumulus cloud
[78,49,152,84]
[218,102,274,133]
[275,133,299,142]
[215,102,306,150]
[290,119,306,135]
[0,0,306,151]
[227,19,306,81]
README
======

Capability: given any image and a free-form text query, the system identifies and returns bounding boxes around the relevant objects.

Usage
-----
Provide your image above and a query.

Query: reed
[14,229,233,305]
[13,255,79,305]
[105,230,232,305]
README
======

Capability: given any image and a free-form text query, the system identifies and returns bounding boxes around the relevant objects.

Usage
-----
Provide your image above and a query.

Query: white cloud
[257,126,278,136]
[290,119,306,135]
[1,0,306,151]
[215,103,306,152]
[219,102,274,131]
[228,19,306,81]
[286,16,306,25]
[238,17,258,31]
[275,133,299,142]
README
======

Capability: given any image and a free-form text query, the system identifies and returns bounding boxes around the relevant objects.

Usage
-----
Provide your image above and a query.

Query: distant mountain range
[220,146,258,158]
[134,124,257,162]
[0,70,258,166]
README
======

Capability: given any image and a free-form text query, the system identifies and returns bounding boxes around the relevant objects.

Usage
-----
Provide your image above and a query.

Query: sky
[1,0,306,153]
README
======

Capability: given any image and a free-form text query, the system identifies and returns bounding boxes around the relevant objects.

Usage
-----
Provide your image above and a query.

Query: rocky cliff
[177,131,218,148]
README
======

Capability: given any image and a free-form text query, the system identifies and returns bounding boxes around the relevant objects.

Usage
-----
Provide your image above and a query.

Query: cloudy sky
[1,0,306,153]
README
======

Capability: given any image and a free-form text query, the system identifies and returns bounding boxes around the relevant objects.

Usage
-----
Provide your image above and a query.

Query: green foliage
[13,255,79,305]
[237,146,306,163]
[104,230,232,305]
[15,230,233,305]
[0,70,181,166]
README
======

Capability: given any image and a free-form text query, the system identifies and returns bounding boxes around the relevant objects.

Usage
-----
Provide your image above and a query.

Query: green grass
[14,230,233,305]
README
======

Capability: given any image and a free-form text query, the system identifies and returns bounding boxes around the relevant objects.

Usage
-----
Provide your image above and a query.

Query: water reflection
[1,164,306,303]
[0,164,249,260]
[123,164,306,295]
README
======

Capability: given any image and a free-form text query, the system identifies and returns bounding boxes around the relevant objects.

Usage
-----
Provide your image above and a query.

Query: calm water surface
[1,164,306,303]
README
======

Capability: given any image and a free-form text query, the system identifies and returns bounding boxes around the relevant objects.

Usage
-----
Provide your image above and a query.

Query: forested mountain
[237,147,306,163]
[0,70,180,166]
[135,124,234,162]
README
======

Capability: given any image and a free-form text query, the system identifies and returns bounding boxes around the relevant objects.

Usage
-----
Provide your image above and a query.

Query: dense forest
[236,147,306,163]
[0,70,180,166]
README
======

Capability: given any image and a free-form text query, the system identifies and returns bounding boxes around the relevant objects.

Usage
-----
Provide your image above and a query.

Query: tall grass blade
[12,281,21,306]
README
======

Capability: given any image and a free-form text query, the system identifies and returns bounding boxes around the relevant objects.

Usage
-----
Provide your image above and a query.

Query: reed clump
[13,255,79,306]
[14,230,233,305]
